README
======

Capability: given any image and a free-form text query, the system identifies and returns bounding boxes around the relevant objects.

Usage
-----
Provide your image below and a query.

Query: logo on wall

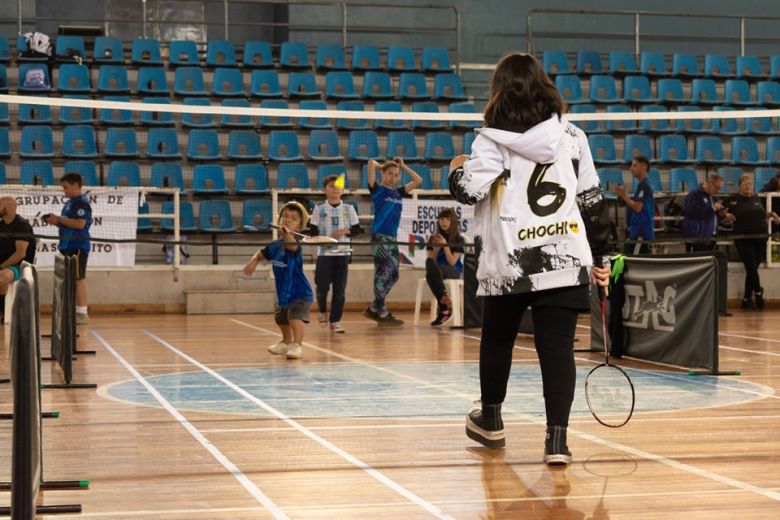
[622,281,677,332]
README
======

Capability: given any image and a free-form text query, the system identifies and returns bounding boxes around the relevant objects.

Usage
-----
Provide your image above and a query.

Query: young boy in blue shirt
[363,158,422,326]
[243,201,313,359]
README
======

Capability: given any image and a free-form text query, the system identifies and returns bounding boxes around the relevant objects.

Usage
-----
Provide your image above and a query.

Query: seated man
[0,196,36,295]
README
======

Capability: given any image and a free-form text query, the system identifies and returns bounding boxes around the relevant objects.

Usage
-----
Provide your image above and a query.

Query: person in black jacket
[0,196,36,294]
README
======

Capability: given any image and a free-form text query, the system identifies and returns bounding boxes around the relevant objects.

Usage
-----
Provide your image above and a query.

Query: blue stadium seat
[0,101,8,124]
[638,104,672,133]
[137,67,170,95]
[710,105,744,135]
[576,50,603,74]
[235,163,269,193]
[767,137,780,165]
[20,160,54,185]
[632,167,664,192]
[463,132,475,155]
[250,69,283,98]
[596,168,624,198]
[140,97,175,126]
[193,164,228,194]
[260,99,295,128]
[588,135,621,164]
[20,126,54,158]
[268,130,304,161]
[398,72,430,100]
[137,202,152,231]
[63,161,98,186]
[18,64,51,92]
[757,81,780,106]
[97,65,130,93]
[555,75,587,104]
[227,130,263,160]
[336,100,371,130]
[672,53,699,77]
[422,46,451,72]
[362,71,393,99]
[754,167,777,191]
[348,130,382,161]
[0,128,10,157]
[386,131,422,161]
[640,52,669,77]
[0,36,9,63]
[99,96,134,125]
[439,165,450,189]
[280,41,310,69]
[402,164,433,189]
[623,75,656,103]
[174,66,208,96]
[243,41,274,68]
[242,200,273,231]
[206,40,237,67]
[608,52,637,75]
[199,200,235,232]
[424,132,455,161]
[351,45,381,70]
[411,101,444,130]
[375,101,408,130]
[315,44,347,70]
[187,129,222,160]
[287,71,321,98]
[770,56,780,80]
[147,128,181,159]
[16,35,47,62]
[131,38,162,65]
[105,127,139,158]
[732,136,767,165]
[669,167,699,192]
[675,105,709,133]
[745,107,775,135]
[704,54,732,78]
[623,134,654,162]
[94,36,124,64]
[695,136,729,164]
[0,64,7,92]
[433,73,467,100]
[212,67,245,96]
[542,51,574,76]
[107,161,141,187]
[307,129,343,161]
[316,164,348,189]
[277,163,310,189]
[717,167,743,193]
[448,102,481,129]
[724,79,756,106]
[19,103,52,124]
[221,98,253,127]
[182,98,216,128]
[62,125,97,158]
[570,104,603,134]
[658,134,694,164]
[589,75,622,103]
[604,104,637,133]
[57,64,90,93]
[657,78,688,104]
[325,71,358,99]
[691,79,722,105]
[161,201,197,232]
[738,54,769,80]
[169,40,199,67]
[387,45,417,71]
[0,163,6,183]
[151,162,185,192]
[55,35,85,62]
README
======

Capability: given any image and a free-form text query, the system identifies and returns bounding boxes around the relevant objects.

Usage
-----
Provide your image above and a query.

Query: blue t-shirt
[262,240,313,308]
[427,237,465,275]
[59,194,92,252]
[627,178,655,240]
[369,183,408,237]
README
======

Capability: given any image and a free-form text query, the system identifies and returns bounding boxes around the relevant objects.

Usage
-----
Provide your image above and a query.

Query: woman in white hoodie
[449,52,611,464]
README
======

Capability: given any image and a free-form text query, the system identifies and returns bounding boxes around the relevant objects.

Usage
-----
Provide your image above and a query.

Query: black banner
[51,253,76,384]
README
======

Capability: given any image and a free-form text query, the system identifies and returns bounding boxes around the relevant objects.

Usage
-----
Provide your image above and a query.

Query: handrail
[526,7,780,57]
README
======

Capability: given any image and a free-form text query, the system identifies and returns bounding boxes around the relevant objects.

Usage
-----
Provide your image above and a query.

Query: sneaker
[329,322,346,333]
[286,343,303,359]
[377,313,404,326]
[543,425,572,466]
[362,306,381,323]
[741,297,754,310]
[430,306,452,327]
[76,313,89,325]
[319,313,328,328]
[466,402,505,449]
[755,288,765,310]
[267,341,289,355]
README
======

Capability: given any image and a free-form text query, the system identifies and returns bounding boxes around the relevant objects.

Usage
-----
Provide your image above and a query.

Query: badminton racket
[585,263,636,428]
[269,224,354,253]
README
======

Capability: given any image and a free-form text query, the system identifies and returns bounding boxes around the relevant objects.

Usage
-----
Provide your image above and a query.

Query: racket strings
[585,365,635,427]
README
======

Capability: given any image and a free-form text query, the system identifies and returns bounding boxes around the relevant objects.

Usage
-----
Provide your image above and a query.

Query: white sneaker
[76,313,90,325]
[285,343,303,359]
[267,341,289,355]
[329,322,345,333]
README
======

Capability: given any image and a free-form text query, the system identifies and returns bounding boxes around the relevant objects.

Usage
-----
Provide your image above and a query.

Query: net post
[173,189,180,273]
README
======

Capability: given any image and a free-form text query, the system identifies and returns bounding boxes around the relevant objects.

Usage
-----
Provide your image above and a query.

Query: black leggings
[734,238,766,298]
[425,257,460,302]
[479,293,579,427]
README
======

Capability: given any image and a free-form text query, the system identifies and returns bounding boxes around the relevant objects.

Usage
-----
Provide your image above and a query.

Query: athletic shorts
[6,265,21,281]
[61,249,88,280]
[274,300,311,325]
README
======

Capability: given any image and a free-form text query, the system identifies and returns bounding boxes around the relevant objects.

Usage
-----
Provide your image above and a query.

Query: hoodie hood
[476,115,566,163]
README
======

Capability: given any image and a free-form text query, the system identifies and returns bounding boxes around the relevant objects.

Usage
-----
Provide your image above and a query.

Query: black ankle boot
[741,297,754,310]
[544,425,572,465]
[466,402,505,449]
[755,288,765,310]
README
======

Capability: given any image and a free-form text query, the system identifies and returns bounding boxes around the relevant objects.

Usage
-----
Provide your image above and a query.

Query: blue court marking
[103,363,772,419]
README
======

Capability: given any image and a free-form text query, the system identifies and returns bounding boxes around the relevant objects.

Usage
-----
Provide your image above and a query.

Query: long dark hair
[436,207,461,244]
[483,52,565,133]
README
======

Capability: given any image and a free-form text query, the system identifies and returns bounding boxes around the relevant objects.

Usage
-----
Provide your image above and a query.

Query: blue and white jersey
[59,194,92,252]
[261,240,313,307]
[369,184,408,237]
[310,202,359,256]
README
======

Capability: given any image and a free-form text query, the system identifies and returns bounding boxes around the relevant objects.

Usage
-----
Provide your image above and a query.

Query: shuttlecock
[334,175,345,189]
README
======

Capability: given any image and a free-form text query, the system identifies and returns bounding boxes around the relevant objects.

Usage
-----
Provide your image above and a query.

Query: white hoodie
[450,116,610,297]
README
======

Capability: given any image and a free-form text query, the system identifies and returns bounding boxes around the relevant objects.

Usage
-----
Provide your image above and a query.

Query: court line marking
[720,332,780,344]
[232,319,780,503]
[143,329,455,520]
[90,330,290,520]
[719,344,780,358]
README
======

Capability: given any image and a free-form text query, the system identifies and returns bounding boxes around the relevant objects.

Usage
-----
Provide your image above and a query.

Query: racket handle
[593,257,608,303]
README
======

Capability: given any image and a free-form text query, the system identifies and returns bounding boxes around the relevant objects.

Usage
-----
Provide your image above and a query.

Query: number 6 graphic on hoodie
[528,163,566,217]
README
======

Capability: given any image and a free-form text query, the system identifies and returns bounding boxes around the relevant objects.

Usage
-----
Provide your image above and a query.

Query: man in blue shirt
[44,173,92,324]
[616,156,655,254]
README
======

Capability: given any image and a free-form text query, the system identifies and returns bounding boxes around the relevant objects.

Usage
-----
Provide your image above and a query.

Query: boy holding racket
[242,201,313,359]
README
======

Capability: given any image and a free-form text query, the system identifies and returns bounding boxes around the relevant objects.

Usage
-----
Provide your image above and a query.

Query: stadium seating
[137,67,170,95]
[169,40,199,67]
[672,53,700,77]
[555,75,587,104]
[736,55,762,79]
[388,45,418,71]
[193,165,229,194]
[20,126,55,158]
[64,160,98,186]
[640,52,669,77]
[55,35,85,62]
[62,125,97,158]
[387,131,422,160]
[227,130,263,160]
[307,130,343,161]
[147,128,182,159]
[398,73,430,99]
[206,40,237,67]
[198,200,235,232]
[433,73,467,100]
[288,72,322,98]
[221,99,254,127]
[107,161,141,187]
[325,71,359,99]
[576,50,603,74]
[242,200,273,231]
[658,134,694,164]
[243,41,274,68]
[731,136,767,165]
[277,163,310,188]
[588,135,621,164]
[99,96,134,125]
[250,70,284,98]
[235,163,270,193]
[296,100,328,129]
[704,54,732,78]
[19,103,52,124]
[362,71,394,99]
[424,132,455,160]
[623,75,656,103]
[717,166,742,193]
[623,134,654,162]
[161,201,197,232]
[543,51,571,75]
[20,160,54,185]
[694,136,729,164]
[589,75,622,103]
[316,44,347,70]
[105,127,140,158]
[609,52,638,75]
[212,67,245,96]
[94,36,124,64]
[151,162,186,192]
[182,98,216,128]
[352,45,381,70]
[140,98,175,126]
[174,67,208,96]
[57,64,91,93]
[131,38,163,65]
[348,130,383,161]
[422,46,451,72]
[280,41,310,69]
[97,65,130,94]
[187,129,222,160]
[336,100,371,130]
[316,164,349,189]
[268,130,304,161]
